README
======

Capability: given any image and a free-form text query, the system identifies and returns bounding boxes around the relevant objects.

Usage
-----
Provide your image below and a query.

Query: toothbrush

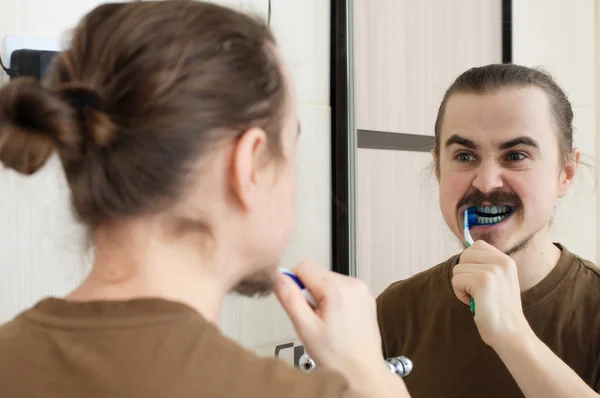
[463,208,476,314]
[464,208,476,247]
[279,267,318,308]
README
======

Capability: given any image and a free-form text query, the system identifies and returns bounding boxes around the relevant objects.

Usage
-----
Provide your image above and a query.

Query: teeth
[476,213,510,225]
[476,205,510,215]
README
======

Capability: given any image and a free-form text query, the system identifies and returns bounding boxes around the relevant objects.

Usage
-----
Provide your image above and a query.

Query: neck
[509,229,561,291]
[67,219,238,324]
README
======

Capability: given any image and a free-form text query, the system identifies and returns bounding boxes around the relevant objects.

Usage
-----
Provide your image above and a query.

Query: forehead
[440,87,556,147]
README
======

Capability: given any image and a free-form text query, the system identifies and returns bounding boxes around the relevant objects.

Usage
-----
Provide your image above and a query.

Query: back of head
[0,0,286,230]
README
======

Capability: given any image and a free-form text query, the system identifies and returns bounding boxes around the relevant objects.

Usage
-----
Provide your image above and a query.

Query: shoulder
[0,303,355,398]
[562,245,600,288]
[0,311,37,372]
[0,309,33,345]
[557,247,600,314]
[573,255,600,279]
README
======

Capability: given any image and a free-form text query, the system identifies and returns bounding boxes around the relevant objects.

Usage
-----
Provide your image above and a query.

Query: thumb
[274,274,322,342]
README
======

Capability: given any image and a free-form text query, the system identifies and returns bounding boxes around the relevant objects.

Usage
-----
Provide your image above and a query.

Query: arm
[493,328,597,398]
[339,362,409,398]
[353,367,410,398]
[453,241,598,398]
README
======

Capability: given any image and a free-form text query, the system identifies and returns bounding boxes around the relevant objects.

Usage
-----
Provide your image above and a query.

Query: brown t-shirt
[377,244,600,398]
[0,297,359,398]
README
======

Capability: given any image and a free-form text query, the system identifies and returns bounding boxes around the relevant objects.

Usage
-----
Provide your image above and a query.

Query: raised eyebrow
[499,136,540,150]
[445,134,477,150]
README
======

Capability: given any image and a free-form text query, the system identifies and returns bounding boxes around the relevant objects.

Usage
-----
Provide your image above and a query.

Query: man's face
[435,87,575,254]
[232,51,299,297]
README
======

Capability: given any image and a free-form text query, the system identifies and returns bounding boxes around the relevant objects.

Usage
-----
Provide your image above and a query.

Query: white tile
[219,105,332,348]
[354,0,502,134]
[242,0,330,106]
[283,105,332,270]
[357,149,461,297]
[0,156,89,322]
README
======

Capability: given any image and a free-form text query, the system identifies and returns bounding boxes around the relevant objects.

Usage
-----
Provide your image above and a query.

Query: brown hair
[434,64,574,166]
[0,1,286,229]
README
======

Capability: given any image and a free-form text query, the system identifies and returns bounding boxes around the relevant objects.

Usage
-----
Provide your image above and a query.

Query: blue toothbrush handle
[279,268,317,308]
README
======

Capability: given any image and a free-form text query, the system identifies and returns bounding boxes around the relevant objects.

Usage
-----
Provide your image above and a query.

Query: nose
[472,157,503,193]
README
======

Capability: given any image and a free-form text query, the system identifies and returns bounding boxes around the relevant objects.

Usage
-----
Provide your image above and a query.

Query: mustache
[456,190,522,210]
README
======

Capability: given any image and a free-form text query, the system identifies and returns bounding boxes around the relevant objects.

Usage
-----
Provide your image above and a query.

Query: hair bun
[0,78,77,175]
[58,84,116,148]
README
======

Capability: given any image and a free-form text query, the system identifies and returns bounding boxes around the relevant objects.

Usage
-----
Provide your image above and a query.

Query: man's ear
[230,127,269,210]
[557,148,580,198]
[431,149,440,182]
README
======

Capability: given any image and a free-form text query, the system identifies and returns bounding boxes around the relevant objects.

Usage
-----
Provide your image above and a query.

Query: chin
[470,231,534,256]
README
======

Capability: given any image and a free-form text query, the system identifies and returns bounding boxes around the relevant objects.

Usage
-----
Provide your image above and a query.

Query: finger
[451,274,473,306]
[461,241,504,262]
[461,249,511,269]
[470,240,499,252]
[453,263,497,275]
[292,260,349,303]
[274,274,322,341]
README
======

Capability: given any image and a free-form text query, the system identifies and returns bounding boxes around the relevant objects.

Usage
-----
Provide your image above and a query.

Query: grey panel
[358,130,435,152]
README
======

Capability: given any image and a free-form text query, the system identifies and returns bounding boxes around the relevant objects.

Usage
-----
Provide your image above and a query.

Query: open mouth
[473,205,515,226]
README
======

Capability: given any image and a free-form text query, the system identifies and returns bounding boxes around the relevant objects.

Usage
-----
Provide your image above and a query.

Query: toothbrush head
[463,208,476,247]
[465,207,478,228]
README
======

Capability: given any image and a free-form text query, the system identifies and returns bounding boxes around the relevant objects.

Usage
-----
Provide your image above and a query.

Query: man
[377,64,600,397]
[0,2,409,397]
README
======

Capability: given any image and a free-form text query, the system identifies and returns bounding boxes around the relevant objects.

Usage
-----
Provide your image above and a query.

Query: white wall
[0,0,332,356]
[513,0,598,263]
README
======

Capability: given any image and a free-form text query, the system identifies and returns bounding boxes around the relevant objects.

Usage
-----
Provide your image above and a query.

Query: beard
[464,231,535,256]
[233,267,279,297]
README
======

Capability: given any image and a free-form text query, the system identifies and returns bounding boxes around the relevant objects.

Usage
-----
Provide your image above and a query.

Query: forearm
[349,365,411,398]
[494,329,597,398]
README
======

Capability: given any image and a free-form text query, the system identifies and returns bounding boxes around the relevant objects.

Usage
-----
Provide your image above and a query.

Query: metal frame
[502,0,513,64]
[330,0,356,276]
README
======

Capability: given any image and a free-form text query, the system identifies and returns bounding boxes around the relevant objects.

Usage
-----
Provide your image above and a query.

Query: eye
[505,152,527,162]
[455,152,476,162]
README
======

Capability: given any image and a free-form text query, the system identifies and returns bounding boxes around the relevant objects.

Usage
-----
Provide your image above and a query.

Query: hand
[452,240,531,348]
[274,261,387,384]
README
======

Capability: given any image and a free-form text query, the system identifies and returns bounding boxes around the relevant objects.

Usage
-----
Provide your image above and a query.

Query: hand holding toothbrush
[275,260,411,397]
[452,240,531,349]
